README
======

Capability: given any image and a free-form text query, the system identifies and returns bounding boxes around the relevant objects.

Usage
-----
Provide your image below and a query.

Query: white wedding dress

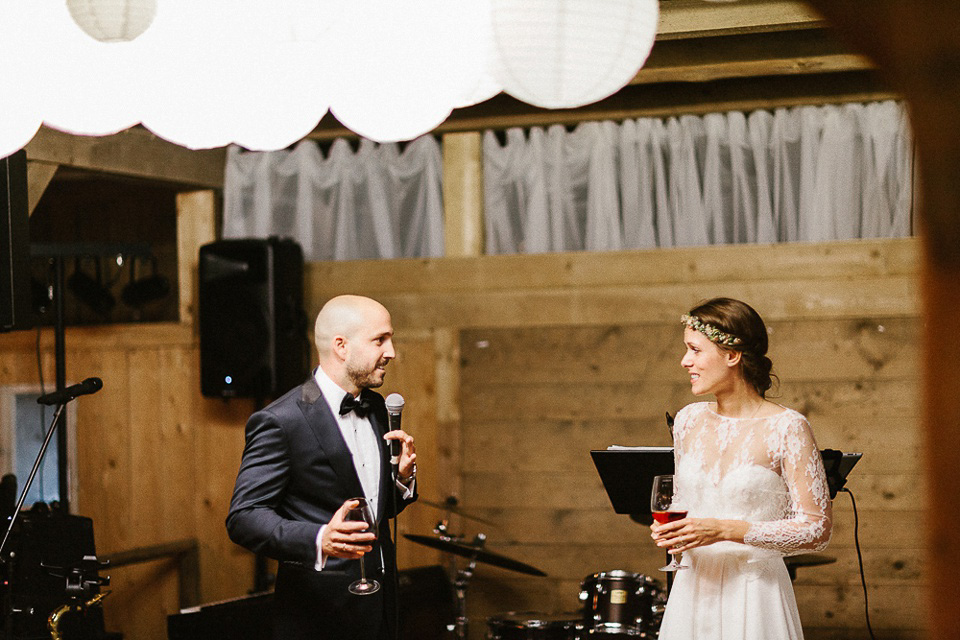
[657,402,832,640]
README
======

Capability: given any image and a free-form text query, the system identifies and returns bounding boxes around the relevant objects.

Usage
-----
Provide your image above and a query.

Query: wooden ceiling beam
[308,69,896,140]
[307,22,890,141]
[24,126,226,189]
[27,160,59,215]
[634,28,873,84]
[657,0,825,40]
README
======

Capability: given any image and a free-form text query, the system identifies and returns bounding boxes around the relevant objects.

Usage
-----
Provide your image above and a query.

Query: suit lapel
[297,378,365,499]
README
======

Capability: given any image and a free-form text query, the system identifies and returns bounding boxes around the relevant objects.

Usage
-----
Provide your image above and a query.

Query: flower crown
[681,314,742,346]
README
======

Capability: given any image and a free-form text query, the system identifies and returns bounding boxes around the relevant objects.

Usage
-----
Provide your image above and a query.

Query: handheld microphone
[37,377,103,406]
[384,393,405,472]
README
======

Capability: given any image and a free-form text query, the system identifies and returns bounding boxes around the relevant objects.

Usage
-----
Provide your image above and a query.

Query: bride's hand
[652,517,746,552]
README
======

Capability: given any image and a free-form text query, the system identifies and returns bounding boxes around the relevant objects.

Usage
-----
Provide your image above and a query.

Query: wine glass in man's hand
[345,498,380,595]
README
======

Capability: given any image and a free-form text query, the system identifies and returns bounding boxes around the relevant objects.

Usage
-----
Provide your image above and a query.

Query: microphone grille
[385,393,405,412]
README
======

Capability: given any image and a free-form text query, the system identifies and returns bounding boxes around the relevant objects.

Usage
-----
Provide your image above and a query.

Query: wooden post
[176,190,217,329]
[442,132,485,257]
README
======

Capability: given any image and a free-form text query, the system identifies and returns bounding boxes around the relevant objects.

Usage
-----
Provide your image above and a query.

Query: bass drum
[487,611,585,640]
[578,570,666,637]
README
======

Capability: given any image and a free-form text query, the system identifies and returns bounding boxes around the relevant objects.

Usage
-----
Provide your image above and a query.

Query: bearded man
[227,295,417,640]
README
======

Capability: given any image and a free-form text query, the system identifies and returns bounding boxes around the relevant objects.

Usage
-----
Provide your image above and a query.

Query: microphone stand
[0,402,68,559]
[0,400,69,638]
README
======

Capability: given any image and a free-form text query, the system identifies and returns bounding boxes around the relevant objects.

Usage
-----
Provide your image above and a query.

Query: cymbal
[417,498,497,525]
[403,534,547,577]
[784,553,836,568]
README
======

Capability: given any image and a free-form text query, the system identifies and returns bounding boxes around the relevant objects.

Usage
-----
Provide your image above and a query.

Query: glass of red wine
[651,474,688,571]
[345,497,380,595]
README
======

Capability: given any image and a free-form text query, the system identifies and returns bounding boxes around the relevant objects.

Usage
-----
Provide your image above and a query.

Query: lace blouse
[673,402,832,556]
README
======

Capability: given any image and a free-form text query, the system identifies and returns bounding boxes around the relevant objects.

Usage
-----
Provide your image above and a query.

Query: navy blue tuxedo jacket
[226,377,416,639]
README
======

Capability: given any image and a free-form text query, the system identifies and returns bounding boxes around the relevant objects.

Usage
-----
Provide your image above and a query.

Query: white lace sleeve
[743,413,833,554]
[670,405,693,508]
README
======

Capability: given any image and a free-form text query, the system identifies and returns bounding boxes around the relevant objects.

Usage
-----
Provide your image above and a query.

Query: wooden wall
[0,324,256,638]
[306,236,923,640]
[0,236,921,639]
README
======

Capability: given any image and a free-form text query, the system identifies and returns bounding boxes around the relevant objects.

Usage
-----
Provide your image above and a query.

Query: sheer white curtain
[223,136,445,261]
[484,101,914,253]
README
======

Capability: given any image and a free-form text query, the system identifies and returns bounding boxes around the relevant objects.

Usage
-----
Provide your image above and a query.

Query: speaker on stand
[198,238,310,400]
[1,150,32,333]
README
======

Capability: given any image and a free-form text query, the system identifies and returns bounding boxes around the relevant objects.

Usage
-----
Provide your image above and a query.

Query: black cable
[391,507,400,640]
[840,487,877,640]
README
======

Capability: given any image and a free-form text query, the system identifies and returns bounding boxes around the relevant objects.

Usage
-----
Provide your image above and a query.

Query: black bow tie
[339,394,372,418]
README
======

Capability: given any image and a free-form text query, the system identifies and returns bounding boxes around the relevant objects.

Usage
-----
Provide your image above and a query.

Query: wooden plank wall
[0,236,921,639]
[306,236,923,640]
[0,325,256,639]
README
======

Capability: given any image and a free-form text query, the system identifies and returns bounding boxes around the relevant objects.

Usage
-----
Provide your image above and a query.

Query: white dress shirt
[312,366,414,570]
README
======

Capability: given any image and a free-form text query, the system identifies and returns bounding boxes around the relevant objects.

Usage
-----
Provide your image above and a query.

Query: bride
[652,297,832,640]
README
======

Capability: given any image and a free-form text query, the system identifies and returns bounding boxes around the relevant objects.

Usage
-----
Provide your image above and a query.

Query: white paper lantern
[0,101,42,159]
[36,0,144,136]
[140,0,331,151]
[326,0,486,142]
[0,3,46,156]
[490,0,659,109]
[66,0,157,43]
[453,0,502,108]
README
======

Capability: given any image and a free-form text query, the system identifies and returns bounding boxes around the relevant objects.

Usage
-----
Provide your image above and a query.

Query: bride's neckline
[706,402,789,421]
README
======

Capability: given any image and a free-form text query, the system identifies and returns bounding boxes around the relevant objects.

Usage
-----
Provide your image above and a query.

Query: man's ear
[332,335,349,360]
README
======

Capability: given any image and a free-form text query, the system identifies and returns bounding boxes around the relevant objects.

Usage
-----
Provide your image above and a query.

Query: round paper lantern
[66,0,157,43]
[490,0,659,109]
[38,0,144,136]
[453,0,502,108]
[140,0,331,151]
[0,101,42,159]
[327,0,486,142]
[0,2,46,155]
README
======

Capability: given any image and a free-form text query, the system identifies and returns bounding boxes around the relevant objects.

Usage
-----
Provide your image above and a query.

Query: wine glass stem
[359,557,367,583]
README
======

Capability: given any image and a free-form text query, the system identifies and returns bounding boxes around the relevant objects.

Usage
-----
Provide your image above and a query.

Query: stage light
[67,257,116,317]
[120,255,171,307]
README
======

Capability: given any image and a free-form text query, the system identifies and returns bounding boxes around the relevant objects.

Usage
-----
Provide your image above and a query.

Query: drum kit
[405,500,667,640]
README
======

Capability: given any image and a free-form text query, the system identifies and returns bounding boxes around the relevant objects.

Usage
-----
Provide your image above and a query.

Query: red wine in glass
[651,510,688,525]
[345,497,380,595]
[650,475,688,571]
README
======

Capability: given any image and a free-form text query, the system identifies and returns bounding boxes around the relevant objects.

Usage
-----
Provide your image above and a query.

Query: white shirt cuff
[397,476,416,500]
[315,525,327,571]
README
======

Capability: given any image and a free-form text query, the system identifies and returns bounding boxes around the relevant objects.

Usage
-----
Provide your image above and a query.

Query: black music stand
[591,447,676,590]
[590,448,674,526]
[592,447,863,509]
[821,449,862,499]
[590,447,863,591]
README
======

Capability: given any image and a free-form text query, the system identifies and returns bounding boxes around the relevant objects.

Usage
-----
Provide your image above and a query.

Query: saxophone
[48,591,109,640]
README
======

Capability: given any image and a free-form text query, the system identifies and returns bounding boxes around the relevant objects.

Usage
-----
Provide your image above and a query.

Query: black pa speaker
[199,238,310,399]
[1,150,32,333]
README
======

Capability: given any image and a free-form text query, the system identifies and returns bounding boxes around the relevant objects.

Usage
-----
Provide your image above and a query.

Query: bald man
[227,295,417,640]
